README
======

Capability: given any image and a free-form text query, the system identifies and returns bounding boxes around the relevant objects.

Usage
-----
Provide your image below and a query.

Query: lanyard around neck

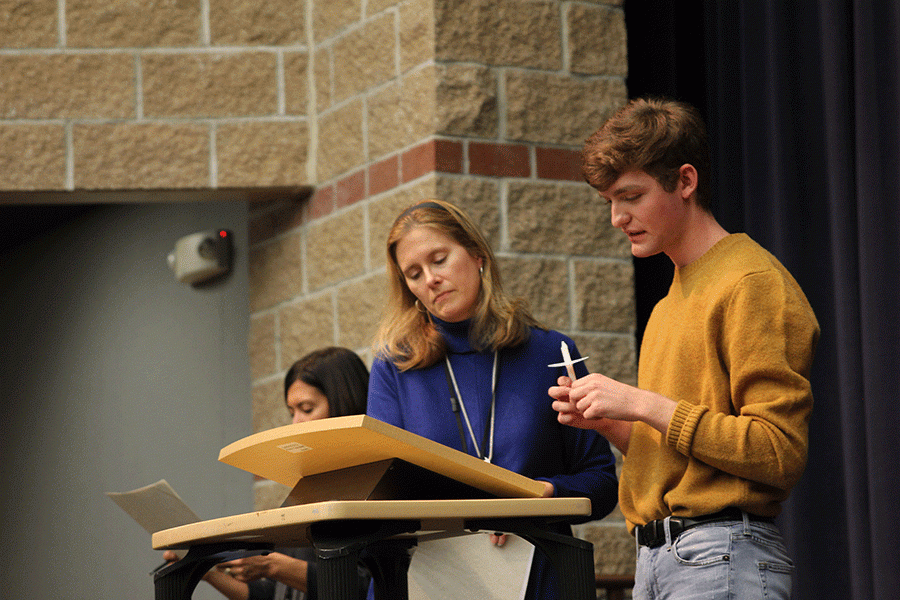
[442,350,498,462]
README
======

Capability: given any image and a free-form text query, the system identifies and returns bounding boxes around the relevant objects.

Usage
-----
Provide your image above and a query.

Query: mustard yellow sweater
[621,234,820,530]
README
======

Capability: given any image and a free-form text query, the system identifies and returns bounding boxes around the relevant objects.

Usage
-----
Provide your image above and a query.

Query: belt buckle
[668,517,686,540]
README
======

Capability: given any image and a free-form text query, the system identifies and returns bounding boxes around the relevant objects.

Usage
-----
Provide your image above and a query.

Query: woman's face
[285,380,331,424]
[394,225,484,323]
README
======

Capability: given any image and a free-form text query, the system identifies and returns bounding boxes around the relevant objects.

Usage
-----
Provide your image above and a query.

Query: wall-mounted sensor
[167,229,233,285]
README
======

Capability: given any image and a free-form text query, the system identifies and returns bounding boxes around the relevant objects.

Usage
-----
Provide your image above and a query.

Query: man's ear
[678,164,699,201]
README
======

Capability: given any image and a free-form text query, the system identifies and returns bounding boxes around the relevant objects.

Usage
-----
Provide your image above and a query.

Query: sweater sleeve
[667,270,819,491]
[546,427,619,521]
[365,357,405,428]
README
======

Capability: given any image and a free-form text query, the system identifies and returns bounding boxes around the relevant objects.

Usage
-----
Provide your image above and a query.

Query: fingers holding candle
[548,375,574,404]
[549,376,587,427]
[547,341,587,414]
[550,371,675,454]
[567,372,637,420]
[549,373,592,433]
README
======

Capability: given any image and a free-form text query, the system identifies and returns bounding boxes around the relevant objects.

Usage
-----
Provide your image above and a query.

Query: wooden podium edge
[152,497,592,550]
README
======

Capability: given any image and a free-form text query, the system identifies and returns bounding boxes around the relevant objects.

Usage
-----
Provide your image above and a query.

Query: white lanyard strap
[444,350,497,462]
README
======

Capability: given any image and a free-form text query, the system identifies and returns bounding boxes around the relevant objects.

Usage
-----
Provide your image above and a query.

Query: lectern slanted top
[217,414,546,500]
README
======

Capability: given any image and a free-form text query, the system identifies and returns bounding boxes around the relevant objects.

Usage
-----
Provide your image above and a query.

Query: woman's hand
[213,552,311,594]
[489,480,554,547]
[214,553,277,582]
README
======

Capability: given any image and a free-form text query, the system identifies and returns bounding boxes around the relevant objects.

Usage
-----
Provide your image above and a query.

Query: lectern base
[153,542,273,600]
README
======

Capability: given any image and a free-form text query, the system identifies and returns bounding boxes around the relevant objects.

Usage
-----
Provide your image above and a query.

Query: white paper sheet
[408,533,534,600]
[107,479,201,558]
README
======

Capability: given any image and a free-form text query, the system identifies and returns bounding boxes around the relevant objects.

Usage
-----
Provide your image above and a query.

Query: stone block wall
[0,0,311,190]
[2,0,636,585]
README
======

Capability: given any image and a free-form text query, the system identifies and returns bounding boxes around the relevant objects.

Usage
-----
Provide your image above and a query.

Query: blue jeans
[633,512,793,600]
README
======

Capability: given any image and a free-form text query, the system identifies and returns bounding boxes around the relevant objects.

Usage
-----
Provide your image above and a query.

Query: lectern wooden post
[152,416,595,600]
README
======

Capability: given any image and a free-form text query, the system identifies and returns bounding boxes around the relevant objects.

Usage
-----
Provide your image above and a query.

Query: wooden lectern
[152,415,595,600]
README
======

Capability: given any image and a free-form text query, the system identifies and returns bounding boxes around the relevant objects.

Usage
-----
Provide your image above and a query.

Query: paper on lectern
[408,533,534,600]
[107,479,201,557]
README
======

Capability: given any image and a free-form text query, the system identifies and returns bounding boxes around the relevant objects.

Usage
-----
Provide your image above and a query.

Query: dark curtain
[624,1,900,598]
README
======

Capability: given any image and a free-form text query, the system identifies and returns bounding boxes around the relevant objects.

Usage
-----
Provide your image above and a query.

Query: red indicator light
[219,230,228,238]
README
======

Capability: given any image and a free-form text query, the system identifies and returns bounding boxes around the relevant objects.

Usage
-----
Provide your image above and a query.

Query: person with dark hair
[550,97,820,600]
[165,347,370,600]
[367,199,619,600]
[282,346,368,425]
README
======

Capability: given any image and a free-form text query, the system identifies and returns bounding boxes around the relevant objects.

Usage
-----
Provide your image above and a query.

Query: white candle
[560,341,577,381]
[547,342,588,378]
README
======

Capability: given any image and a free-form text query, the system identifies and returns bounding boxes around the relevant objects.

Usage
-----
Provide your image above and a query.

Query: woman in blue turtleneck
[366,199,618,600]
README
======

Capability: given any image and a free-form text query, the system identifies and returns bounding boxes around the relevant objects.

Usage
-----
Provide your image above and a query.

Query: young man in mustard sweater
[550,97,820,600]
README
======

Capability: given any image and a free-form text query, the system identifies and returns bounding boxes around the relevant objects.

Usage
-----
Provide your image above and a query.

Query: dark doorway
[622,0,707,350]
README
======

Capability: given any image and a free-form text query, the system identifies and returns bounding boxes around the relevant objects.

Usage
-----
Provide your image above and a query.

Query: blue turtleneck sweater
[367,319,618,599]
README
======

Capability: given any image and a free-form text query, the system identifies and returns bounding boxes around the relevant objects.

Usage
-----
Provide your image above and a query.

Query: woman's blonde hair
[374,199,542,371]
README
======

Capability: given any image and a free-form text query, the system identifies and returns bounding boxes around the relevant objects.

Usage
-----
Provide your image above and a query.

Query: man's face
[598,169,691,260]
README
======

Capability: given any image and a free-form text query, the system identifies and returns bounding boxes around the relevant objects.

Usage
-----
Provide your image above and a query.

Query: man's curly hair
[582,97,712,211]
